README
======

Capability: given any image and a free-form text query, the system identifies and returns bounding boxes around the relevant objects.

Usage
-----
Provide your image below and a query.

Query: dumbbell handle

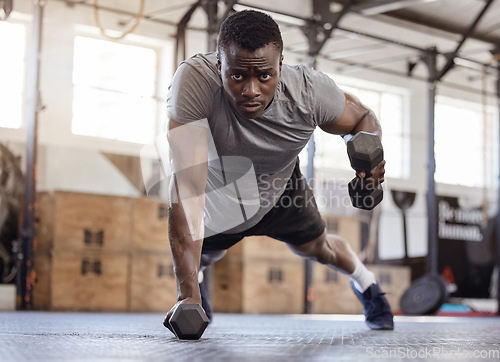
[343,134,354,143]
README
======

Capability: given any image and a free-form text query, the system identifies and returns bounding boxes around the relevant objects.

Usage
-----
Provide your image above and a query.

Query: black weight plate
[400,274,446,315]
[348,178,383,210]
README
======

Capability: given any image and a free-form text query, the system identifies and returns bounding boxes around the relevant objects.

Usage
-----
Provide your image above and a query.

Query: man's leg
[287,230,375,290]
[200,249,227,271]
[198,250,227,322]
[287,230,394,330]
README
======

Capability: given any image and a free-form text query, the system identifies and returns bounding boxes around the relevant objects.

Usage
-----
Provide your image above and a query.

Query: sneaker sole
[367,322,394,330]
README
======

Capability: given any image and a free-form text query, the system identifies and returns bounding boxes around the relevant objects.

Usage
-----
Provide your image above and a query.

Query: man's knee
[287,231,328,261]
[200,249,227,268]
[287,232,348,266]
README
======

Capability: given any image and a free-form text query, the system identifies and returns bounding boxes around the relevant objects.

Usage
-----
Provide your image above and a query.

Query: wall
[1,1,498,260]
[309,53,498,260]
[1,0,181,196]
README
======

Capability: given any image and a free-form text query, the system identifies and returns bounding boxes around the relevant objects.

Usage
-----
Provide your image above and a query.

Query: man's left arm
[320,91,381,137]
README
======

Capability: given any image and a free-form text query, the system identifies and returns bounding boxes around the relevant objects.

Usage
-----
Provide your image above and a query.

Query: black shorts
[202,159,326,253]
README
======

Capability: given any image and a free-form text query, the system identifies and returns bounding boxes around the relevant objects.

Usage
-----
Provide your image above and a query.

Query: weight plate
[400,274,447,315]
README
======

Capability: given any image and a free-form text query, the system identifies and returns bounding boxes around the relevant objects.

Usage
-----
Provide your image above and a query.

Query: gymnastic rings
[93,0,145,41]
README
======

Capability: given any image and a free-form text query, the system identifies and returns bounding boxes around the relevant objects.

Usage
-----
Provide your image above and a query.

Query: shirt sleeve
[166,55,218,124]
[310,69,346,127]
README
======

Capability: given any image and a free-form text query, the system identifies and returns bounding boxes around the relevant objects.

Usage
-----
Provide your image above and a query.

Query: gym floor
[1,312,499,361]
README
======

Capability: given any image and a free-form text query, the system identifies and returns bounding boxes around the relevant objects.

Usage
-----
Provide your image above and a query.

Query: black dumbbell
[169,304,210,340]
[345,132,384,210]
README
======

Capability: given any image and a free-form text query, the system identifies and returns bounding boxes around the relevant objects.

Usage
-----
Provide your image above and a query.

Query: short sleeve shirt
[167,52,345,233]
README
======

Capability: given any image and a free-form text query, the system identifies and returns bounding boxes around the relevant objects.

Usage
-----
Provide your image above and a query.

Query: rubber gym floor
[1,311,500,361]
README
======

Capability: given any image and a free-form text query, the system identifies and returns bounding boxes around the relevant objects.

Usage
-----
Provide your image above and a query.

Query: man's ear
[279,55,283,76]
[217,54,221,73]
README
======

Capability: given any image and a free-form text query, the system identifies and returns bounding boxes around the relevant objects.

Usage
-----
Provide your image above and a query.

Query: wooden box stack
[212,214,410,315]
[212,214,364,315]
[34,191,133,311]
[212,235,305,314]
[33,193,408,315]
[311,265,363,314]
[311,214,363,314]
[34,191,176,312]
[322,215,361,254]
[129,197,177,312]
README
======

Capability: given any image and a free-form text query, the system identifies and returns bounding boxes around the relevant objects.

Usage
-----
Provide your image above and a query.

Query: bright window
[0,21,26,129]
[72,36,157,144]
[306,83,408,179]
[435,97,498,187]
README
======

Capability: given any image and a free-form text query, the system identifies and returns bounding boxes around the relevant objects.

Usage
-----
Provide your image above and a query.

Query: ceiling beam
[330,0,500,45]
[382,7,499,45]
[436,0,495,80]
[235,1,499,73]
[352,0,438,16]
[175,1,201,65]
[305,0,355,56]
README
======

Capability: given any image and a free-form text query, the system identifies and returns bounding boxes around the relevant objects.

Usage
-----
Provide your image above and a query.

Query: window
[0,21,26,129]
[72,36,157,144]
[304,81,408,179]
[435,97,498,187]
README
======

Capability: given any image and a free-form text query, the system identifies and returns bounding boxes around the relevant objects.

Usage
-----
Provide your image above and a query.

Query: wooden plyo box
[322,214,361,254]
[211,258,244,313]
[36,191,134,253]
[130,197,175,312]
[211,218,361,315]
[129,251,177,312]
[213,256,305,314]
[311,264,363,314]
[50,250,129,312]
[242,258,305,314]
[132,197,169,252]
[238,235,297,260]
[212,236,305,314]
[34,192,175,312]
[34,191,133,311]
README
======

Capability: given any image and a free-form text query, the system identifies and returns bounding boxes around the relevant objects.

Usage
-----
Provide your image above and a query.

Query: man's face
[218,43,283,119]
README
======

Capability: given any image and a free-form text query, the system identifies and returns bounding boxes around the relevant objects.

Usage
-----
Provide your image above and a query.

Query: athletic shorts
[202,158,326,253]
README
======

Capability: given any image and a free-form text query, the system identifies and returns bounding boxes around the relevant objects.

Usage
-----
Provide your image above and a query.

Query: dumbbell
[345,132,384,210]
[169,304,210,340]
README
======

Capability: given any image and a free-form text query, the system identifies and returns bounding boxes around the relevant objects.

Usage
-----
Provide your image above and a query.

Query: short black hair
[218,10,283,54]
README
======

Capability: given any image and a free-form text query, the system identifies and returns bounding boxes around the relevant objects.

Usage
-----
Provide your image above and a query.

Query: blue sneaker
[199,280,213,323]
[351,281,394,330]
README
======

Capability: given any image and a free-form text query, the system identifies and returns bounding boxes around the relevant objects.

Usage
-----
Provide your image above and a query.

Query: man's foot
[199,279,213,323]
[350,281,394,330]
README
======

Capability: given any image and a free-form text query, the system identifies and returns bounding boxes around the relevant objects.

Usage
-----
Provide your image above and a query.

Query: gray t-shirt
[167,52,345,234]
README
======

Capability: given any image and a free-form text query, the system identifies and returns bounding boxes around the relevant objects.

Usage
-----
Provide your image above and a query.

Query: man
[164,9,393,333]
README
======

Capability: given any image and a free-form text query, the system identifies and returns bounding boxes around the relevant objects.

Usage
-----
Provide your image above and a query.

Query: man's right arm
[165,119,208,328]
